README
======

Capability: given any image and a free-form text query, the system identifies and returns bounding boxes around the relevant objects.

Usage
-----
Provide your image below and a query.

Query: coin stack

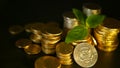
[24,22,45,43]
[82,3,101,17]
[35,56,61,68]
[56,42,74,65]
[15,38,41,55]
[72,34,97,46]
[41,22,63,54]
[94,17,120,52]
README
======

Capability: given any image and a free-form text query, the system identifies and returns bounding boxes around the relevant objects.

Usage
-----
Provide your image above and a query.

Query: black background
[1,0,120,68]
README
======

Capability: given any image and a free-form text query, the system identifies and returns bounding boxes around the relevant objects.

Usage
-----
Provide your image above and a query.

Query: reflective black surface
[1,0,120,68]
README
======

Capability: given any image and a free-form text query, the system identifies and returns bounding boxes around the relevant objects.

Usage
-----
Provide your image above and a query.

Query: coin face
[35,56,61,68]
[24,44,41,55]
[73,42,98,68]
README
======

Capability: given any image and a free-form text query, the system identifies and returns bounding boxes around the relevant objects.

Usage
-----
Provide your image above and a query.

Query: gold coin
[9,25,24,35]
[44,26,63,36]
[24,44,41,55]
[56,42,74,56]
[73,42,98,68]
[24,23,34,32]
[30,23,45,34]
[35,56,61,68]
[30,34,42,43]
[60,59,73,65]
[41,42,56,49]
[42,38,61,44]
[41,46,55,54]
[15,38,32,48]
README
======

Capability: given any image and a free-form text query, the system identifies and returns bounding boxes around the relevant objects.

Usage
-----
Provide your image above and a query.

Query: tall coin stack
[41,22,63,54]
[56,42,74,65]
[94,17,120,52]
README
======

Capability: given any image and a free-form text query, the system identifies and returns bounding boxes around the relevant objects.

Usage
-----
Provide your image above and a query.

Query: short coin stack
[94,17,120,52]
[41,22,63,54]
[15,38,41,55]
[72,34,97,46]
[29,23,45,43]
[56,42,74,65]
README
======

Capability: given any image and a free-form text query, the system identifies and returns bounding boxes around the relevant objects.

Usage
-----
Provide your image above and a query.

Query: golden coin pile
[25,23,44,43]
[35,56,61,68]
[41,22,62,54]
[15,38,41,55]
[94,17,120,52]
[56,42,74,65]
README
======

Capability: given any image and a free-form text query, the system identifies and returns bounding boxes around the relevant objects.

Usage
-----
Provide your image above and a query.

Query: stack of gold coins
[82,3,101,17]
[94,17,120,52]
[30,33,42,43]
[56,42,74,65]
[35,56,61,68]
[15,38,41,55]
[72,34,97,46]
[25,22,45,43]
[41,22,63,54]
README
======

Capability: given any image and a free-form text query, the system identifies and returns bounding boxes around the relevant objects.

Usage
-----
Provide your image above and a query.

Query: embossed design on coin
[73,42,98,68]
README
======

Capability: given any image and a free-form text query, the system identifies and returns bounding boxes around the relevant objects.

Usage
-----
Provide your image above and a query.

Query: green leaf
[72,8,86,25]
[86,15,105,28]
[65,25,89,44]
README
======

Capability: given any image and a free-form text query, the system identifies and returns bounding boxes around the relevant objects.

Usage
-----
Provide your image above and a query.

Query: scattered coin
[9,25,24,35]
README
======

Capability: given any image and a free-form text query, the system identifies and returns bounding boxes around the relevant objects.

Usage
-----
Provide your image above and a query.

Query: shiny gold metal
[15,38,32,48]
[9,25,24,35]
[41,42,56,49]
[73,42,98,68]
[56,42,74,56]
[24,23,34,32]
[30,23,45,34]
[35,56,61,68]
[56,42,73,65]
[30,34,42,43]
[41,46,56,54]
[24,44,41,55]
[93,17,120,52]
[42,38,61,45]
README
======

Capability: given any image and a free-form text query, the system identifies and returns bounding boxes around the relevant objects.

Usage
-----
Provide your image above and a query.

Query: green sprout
[65,8,105,44]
